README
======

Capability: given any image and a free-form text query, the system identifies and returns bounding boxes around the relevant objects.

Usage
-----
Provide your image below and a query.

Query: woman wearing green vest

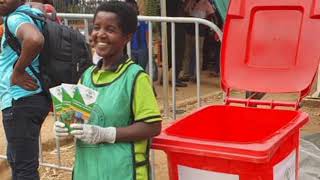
[54,2,162,180]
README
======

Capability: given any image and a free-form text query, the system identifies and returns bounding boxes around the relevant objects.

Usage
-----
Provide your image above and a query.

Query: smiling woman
[53,1,162,180]
[91,1,138,69]
[91,11,130,68]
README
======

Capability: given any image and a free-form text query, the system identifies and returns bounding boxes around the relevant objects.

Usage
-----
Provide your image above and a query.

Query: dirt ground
[0,71,319,180]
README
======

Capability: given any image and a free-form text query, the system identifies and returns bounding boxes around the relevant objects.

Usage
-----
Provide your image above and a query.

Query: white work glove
[54,121,69,137]
[70,124,116,144]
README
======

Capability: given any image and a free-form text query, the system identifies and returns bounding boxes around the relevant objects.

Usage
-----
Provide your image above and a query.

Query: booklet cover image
[61,83,78,131]
[49,85,63,116]
[72,84,99,124]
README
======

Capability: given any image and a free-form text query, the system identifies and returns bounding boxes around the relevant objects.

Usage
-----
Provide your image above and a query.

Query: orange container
[152,0,320,179]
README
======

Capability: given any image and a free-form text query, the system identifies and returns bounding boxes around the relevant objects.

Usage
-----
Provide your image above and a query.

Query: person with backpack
[0,0,51,179]
[54,2,161,180]
[4,4,92,92]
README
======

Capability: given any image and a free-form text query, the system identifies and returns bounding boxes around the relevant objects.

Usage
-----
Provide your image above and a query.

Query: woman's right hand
[54,121,69,137]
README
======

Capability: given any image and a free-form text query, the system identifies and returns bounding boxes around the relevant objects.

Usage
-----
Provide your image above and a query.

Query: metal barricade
[0,14,222,178]
[311,64,320,98]
[57,13,222,118]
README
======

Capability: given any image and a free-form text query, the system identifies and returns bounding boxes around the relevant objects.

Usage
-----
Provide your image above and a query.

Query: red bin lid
[221,0,320,97]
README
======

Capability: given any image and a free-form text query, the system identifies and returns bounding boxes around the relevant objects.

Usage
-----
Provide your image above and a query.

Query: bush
[53,0,102,13]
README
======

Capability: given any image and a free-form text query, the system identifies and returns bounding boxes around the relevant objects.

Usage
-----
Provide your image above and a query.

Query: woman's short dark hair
[94,1,138,35]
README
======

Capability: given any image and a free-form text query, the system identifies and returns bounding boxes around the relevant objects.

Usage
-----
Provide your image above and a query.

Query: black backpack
[5,11,93,95]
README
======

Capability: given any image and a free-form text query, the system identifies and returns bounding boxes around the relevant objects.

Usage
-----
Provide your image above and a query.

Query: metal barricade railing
[0,14,223,178]
[0,113,73,172]
[311,64,320,98]
[57,13,222,118]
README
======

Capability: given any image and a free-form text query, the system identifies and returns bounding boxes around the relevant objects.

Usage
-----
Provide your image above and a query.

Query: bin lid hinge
[224,89,301,110]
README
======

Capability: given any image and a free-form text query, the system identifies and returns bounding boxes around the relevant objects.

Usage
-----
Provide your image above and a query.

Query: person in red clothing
[43,2,61,24]
[0,17,3,42]
[29,0,61,24]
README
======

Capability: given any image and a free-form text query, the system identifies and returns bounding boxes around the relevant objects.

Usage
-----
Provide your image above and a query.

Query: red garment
[0,24,3,39]
[44,4,62,24]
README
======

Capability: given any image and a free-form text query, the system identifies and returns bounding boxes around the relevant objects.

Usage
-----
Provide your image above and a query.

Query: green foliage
[53,0,101,13]
[145,0,160,16]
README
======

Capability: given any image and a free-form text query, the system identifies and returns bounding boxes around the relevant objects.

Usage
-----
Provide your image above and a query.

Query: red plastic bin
[153,106,308,179]
[152,0,320,179]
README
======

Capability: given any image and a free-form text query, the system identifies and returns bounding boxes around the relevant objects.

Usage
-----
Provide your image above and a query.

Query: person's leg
[202,37,209,71]
[213,41,221,74]
[198,36,205,75]
[181,33,195,80]
[3,93,50,180]
[189,51,195,79]
[175,23,185,78]
[191,36,205,82]
[245,92,266,99]
[2,107,17,179]
[175,23,187,87]
[245,91,266,107]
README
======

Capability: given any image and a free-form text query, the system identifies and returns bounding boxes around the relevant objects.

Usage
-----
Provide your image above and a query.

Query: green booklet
[49,85,63,117]
[72,84,99,124]
[60,83,78,131]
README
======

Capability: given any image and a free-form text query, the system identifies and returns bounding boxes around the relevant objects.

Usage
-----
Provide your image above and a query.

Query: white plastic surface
[178,165,239,180]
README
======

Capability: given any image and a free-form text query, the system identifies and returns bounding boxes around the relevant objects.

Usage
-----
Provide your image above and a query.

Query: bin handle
[224,89,301,110]
[225,97,298,109]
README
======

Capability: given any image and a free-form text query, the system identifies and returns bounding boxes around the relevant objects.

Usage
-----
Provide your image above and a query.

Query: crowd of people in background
[116,0,222,88]
[83,0,221,88]
[160,0,222,87]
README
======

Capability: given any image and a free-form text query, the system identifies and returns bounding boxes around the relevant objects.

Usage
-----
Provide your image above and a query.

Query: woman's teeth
[97,42,108,47]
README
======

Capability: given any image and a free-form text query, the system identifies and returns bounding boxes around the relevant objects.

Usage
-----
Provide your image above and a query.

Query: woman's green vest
[73,61,151,180]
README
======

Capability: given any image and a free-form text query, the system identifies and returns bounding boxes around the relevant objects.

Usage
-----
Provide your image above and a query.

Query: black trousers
[245,92,266,99]
[2,93,50,180]
[167,23,186,79]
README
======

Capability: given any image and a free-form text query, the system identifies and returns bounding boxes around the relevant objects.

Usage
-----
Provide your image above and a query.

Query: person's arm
[11,22,44,90]
[205,0,216,21]
[116,122,161,142]
[204,1,218,36]
[70,121,161,144]
[184,0,192,16]
[117,72,162,142]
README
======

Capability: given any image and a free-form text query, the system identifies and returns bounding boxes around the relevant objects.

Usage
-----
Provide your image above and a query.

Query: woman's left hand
[70,124,116,144]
